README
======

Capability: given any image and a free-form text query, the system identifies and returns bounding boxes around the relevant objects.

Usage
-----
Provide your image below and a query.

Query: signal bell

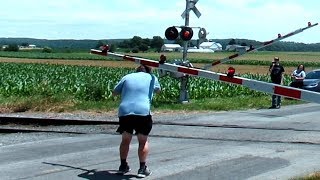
[198,28,207,39]
[180,27,193,41]
[165,26,179,40]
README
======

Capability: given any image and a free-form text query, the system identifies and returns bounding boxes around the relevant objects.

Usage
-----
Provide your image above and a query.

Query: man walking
[113,64,161,178]
[269,57,285,109]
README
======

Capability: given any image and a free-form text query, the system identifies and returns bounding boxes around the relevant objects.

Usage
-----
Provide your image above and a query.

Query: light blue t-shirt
[113,72,161,117]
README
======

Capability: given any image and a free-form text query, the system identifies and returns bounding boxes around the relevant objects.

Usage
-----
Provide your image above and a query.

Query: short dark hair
[136,65,151,73]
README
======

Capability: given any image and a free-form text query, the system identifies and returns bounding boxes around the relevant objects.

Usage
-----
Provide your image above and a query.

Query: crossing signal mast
[90,1,320,105]
[162,0,207,103]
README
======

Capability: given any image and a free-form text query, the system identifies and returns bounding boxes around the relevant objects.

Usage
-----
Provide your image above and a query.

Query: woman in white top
[290,64,306,88]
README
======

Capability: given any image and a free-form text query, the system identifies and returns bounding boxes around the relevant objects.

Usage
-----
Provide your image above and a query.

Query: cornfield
[0,63,291,102]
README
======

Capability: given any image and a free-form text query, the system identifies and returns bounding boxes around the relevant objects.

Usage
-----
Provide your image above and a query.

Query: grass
[154,95,305,111]
[0,94,304,113]
[291,172,320,180]
[0,95,76,113]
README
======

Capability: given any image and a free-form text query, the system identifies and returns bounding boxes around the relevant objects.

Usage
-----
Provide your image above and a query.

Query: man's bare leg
[120,132,132,160]
[137,134,149,163]
[137,134,152,177]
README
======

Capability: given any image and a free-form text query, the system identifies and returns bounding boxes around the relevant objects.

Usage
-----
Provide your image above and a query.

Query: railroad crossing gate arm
[203,22,319,69]
[90,49,320,104]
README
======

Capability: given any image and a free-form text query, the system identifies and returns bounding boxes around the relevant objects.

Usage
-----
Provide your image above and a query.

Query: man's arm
[280,67,285,85]
[153,77,161,94]
[113,77,125,96]
[269,64,273,73]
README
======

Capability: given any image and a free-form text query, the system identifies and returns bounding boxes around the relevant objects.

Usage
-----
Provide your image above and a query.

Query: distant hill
[204,39,320,52]
[0,38,125,50]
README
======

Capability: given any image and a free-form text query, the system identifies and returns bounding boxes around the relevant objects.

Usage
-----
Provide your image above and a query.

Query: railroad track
[2,116,320,132]
[2,116,320,146]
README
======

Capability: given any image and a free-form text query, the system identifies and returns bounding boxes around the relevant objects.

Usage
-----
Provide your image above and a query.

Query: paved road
[1,103,320,180]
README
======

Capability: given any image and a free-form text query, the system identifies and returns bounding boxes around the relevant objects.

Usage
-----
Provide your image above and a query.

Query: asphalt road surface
[1,103,320,180]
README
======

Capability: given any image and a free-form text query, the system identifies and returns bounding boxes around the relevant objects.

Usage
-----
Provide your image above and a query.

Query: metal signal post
[162,0,204,103]
[180,0,202,103]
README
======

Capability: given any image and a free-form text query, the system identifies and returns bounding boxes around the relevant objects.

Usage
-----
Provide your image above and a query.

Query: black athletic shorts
[116,115,153,136]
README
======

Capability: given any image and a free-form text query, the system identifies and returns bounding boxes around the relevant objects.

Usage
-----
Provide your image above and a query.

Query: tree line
[1,37,320,52]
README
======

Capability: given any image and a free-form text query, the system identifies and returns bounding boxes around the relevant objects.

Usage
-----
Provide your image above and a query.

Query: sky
[1,0,320,44]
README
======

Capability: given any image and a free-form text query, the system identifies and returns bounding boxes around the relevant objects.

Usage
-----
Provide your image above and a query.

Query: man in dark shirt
[269,57,285,109]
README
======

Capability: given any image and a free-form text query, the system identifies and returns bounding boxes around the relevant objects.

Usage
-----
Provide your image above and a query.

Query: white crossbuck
[91,22,320,104]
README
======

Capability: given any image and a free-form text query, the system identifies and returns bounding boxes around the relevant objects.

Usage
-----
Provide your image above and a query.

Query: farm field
[1,50,320,74]
[0,57,271,74]
[0,51,318,113]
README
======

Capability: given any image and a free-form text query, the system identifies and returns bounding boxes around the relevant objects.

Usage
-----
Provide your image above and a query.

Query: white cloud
[0,0,319,43]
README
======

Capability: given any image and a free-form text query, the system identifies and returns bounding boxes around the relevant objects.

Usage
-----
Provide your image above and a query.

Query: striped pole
[90,49,320,104]
[203,22,318,69]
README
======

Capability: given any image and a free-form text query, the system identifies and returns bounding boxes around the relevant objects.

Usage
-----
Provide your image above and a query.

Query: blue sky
[1,0,319,43]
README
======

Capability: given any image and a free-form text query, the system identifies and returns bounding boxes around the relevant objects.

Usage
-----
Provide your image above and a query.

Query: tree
[132,47,139,53]
[240,42,247,46]
[130,36,143,48]
[95,40,108,49]
[142,38,151,47]
[150,36,164,50]
[139,44,149,52]
[109,44,117,52]
[118,40,130,48]
[42,46,52,53]
[228,39,236,45]
[21,42,29,47]
[4,44,19,51]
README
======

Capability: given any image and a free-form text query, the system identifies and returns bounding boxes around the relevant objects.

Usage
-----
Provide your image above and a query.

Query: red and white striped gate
[90,22,320,104]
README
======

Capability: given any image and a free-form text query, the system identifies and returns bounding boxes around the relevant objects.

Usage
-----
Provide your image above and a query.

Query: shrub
[4,44,19,52]
[42,46,53,53]
[132,47,139,53]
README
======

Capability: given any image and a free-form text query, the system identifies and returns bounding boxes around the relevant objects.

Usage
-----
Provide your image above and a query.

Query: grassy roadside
[291,172,320,180]
[0,94,305,113]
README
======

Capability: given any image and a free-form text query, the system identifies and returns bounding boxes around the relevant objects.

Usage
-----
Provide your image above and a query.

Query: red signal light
[165,26,179,40]
[183,31,190,38]
[227,67,235,78]
[180,27,193,41]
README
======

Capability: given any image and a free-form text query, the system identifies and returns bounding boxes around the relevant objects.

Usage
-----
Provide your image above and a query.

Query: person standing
[269,57,285,109]
[113,64,161,178]
[290,64,306,88]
